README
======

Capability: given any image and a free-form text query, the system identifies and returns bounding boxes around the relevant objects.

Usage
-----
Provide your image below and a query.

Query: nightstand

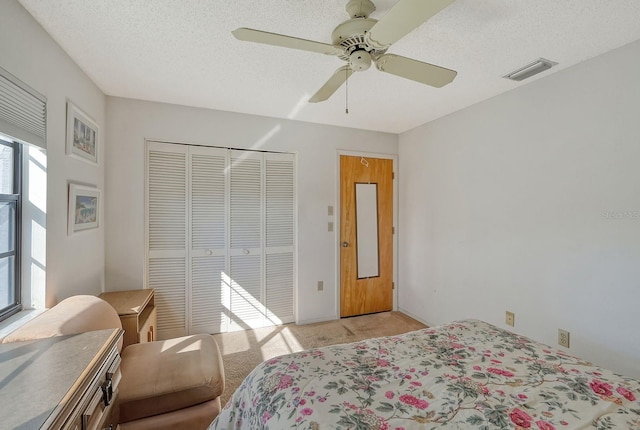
[99,289,157,349]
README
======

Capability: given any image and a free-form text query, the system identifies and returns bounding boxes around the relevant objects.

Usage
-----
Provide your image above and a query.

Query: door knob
[342,241,349,247]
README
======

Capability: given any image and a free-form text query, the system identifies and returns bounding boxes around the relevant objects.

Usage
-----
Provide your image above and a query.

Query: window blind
[0,66,46,149]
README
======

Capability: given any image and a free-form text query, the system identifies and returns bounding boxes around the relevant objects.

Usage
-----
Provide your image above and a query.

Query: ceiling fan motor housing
[332,18,387,71]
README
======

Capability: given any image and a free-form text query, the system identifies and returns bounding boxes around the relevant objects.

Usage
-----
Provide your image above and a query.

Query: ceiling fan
[232,0,458,103]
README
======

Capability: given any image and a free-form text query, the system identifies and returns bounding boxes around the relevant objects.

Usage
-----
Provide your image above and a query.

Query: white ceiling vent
[504,58,558,81]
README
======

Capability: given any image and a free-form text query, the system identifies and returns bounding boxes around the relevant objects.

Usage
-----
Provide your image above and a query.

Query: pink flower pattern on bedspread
[209,320,640,429]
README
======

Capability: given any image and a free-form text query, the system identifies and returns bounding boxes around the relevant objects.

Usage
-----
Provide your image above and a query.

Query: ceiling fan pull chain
[345,67,349,114]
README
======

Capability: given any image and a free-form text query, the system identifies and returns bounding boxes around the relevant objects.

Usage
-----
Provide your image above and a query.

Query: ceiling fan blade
[376,54,457,88]
[232,28,343,56]
[309,66,354,103]
[366,0,456,50]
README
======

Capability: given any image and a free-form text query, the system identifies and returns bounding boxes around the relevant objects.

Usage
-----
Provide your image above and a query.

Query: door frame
[335,150,398,318]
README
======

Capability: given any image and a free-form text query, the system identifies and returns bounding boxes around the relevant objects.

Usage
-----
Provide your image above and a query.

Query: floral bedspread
[209,319,640,429]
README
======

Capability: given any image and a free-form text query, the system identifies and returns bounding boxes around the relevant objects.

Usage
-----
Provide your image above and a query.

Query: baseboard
[397,307,435,327]
[296,315,339,325]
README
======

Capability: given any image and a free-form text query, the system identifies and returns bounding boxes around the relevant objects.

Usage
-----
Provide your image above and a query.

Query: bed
[209,319,640,429]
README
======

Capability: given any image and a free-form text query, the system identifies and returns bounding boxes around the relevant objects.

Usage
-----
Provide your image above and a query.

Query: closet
[145,141,295,338]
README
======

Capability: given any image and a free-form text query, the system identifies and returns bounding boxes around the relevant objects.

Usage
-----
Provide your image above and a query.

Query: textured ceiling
[17,0,640,134]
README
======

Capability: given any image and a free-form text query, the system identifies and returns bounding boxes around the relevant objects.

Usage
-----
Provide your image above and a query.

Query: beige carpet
[213,311,426,406]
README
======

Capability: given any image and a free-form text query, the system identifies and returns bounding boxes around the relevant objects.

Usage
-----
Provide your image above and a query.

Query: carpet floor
[213,311,426,406]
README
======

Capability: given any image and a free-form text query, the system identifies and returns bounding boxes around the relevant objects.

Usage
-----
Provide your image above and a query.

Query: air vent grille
[504,58,558,82]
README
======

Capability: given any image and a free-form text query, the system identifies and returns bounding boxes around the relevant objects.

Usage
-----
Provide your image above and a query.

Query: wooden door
[340,155,393,317]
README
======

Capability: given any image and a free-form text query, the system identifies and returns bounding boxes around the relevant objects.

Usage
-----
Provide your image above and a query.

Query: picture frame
[68,183,101,234]
[66,101,99,164]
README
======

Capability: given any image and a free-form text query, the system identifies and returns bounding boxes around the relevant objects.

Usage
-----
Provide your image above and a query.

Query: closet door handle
[205,250,213,256]
[243,248,250,255]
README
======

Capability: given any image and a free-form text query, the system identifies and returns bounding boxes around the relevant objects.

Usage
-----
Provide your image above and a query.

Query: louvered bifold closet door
[147,143,296,336]
[189,146,229,334]
[265,153,295,324]
[228,150,265,331]
[146,142,188,339]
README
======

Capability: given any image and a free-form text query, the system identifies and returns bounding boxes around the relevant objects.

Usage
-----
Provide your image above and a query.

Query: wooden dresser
[0,328,123,430]
[99,289,156,349]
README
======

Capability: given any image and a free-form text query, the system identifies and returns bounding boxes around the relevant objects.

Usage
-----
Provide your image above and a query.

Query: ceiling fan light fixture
[349,50,372,71]
[504,58,558,81]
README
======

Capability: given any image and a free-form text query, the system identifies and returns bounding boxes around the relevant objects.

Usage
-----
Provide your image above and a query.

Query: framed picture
[68,183,101,234]
[66,101,99,164]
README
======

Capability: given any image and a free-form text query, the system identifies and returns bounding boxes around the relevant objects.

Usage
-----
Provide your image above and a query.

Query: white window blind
[0,66,46,149]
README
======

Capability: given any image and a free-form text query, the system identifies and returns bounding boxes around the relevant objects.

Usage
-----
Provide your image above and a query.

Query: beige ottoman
[118,334,225,429]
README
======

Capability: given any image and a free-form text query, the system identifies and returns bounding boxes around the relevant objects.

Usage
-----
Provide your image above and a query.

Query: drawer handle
[101,379,113,406]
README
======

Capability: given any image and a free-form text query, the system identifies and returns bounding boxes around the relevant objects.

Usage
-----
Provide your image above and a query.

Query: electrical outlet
[505,311,515,327]
[558,329,570,348]
[317,281,323,292]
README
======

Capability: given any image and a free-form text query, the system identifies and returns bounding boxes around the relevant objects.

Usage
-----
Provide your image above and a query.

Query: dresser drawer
[62,343,122,430]
[82,387,107,430]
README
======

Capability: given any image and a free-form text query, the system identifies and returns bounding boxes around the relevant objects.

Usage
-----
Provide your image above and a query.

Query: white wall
[0,0,106,306]
[399,40,640,378]
[104,97,398,323]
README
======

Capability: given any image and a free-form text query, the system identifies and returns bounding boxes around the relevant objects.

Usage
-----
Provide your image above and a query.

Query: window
[0,66,46,319]
[0,137,21,321]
